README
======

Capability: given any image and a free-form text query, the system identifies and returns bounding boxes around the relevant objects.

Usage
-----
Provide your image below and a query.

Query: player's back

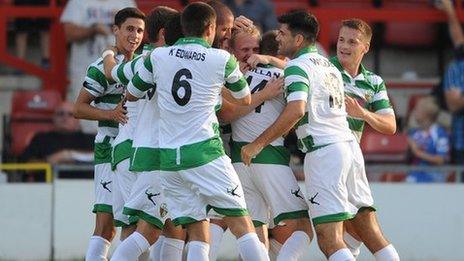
[288,48,353,152]
[152,38,233,148]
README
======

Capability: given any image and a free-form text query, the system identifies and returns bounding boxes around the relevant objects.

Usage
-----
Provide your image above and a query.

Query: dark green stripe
[123,207,164,229]
[206,205,248,217]
[159,137,225,171]
[370,99,391,111]
[274,210,310,225]
[98,120,119,128]
[347,117,364,132]
[172,216,200,226]
[112,139,133,170]
[94,141,112,164]
[94,94,122,104]
[297,112,308,127]
[92,204,112,214]
[87,66,108,89]
[117,64,130,85]
[312,212,355,225]
[284,65,308,79]
[286,82,309,94]
[225,76,247,92]
[143,55,153,72]
[225,54,238,78]
[129,147,161,172]
[230,141,290,165]
[133,73,155,92]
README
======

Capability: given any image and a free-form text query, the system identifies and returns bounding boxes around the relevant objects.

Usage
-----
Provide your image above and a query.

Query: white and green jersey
[230,64,290,165]
[331,57,394,142]
[109,52,147,168]
[285,46,354,153]
[83,54,125,163]
[114,44,162,172]
[128,37,250,171]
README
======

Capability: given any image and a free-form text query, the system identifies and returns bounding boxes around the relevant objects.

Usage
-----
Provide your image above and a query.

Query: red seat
[7,90,62,156]
[360,130,409,163]
[12,90,62,119]
[382,1,438,47]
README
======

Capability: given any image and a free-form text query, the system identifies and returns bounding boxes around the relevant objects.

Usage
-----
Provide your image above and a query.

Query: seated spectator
[407,96,450,183]
[21,101,94,181]
[437,0,464,165]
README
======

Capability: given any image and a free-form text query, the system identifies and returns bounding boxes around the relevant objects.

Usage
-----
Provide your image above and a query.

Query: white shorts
[123,171,166,230]
[112,159,138,227]
[93,163,114,214]
[304,141,374,226]
[162,156,248,226]
[233,163,309,227]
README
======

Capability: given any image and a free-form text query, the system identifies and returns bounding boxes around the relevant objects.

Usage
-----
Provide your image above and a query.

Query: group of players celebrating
[73,1,400,260]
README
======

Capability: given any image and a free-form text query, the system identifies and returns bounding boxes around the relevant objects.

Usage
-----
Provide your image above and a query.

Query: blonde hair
[229,25,261,49]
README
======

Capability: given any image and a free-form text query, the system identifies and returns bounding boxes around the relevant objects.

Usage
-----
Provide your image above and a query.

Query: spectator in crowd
[438,0,464,165]
[21,101,94,181]
[407,96,450,183]
[222,0,278,32]
[60,0,136,133]
[12,0,50,71]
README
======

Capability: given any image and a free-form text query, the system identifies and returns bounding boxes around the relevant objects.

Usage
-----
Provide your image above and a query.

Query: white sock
[149,235,165,261]
[208,223,225,261]
[328,248,355,261]
[111,232,150,261]
[269,238,282,260]
[374,244,400,261]
[187,241,209,261]
[85,236,111,261]
[277,231,311,261]
[343,231,363,258]
[138,249,150,261]
[161,237,185,260]
[237,233,270,261]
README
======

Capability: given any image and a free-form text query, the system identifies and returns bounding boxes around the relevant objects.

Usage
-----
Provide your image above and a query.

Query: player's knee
[315,224,345,257]
[186,220,209,243]
[163,220,185,240]
[210,218,228,230]
[225,216,255,237]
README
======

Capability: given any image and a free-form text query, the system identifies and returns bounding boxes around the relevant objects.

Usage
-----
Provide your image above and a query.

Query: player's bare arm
[73,88,128,124]
[345,95,396,135]
[241,100,306,165]
[247,54,287,69]
[102,46,119,81]
[218,77,284,123]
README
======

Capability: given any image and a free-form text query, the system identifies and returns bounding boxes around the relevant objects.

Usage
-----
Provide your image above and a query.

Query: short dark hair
[145,6,178,43]
[114,7,146,28]
[182,2,216,37]
[260,30,279,56]
[277,10,319,44]
[165,13,183,46]
[207,0,233,26]
[341,19,372,43]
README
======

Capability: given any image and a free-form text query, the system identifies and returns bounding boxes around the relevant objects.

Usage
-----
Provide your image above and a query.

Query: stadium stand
[3,90,62,157]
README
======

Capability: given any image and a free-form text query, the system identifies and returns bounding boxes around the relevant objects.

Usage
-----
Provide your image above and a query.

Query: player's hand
[234,15,254,31]
[247,54,270,68]
[345,96,367,119]
[261,77,284,100]
[241,142,263,166]
[109,100,128,125]
[93,23,111,36]
[239,61,251,73]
